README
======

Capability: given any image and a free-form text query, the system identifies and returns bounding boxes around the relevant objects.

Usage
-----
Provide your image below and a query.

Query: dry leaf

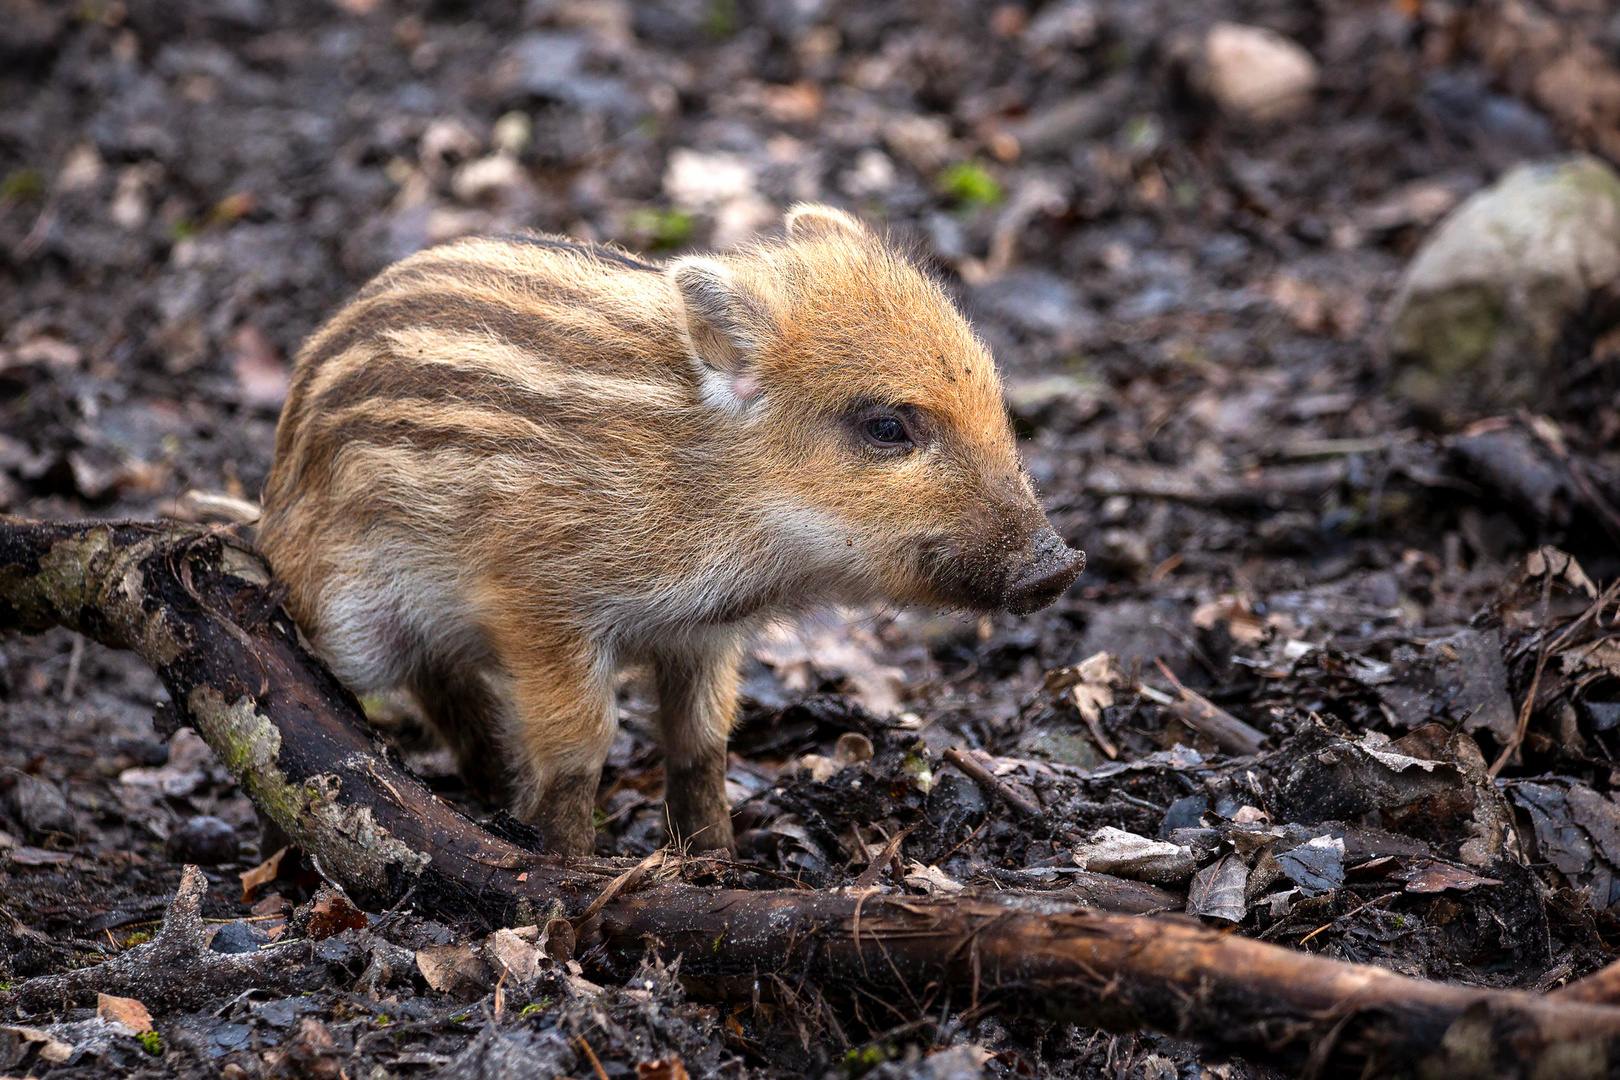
[1,1025,75,1064]
[416,942,494,997]
[903,860,964,893]
[485,927,541,985]
[121,727,215,797]
[295,883,368,940]
[752,614,908,716]
[541,917,576,962]
[639,1058,691,1080]
[239,846,287,903]
[1187,852,1249,923]
[251,893,291,916]
[96,993,153,1034]
[799,730,876,782]
[8,847,72,866]
[1069,650,1119,724]
[1073,827,1197,885]
[1394,860,1503,894]
[1192,594,1266,645]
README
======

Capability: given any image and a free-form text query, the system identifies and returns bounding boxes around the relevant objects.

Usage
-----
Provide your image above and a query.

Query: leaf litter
[9,0,1620,1076]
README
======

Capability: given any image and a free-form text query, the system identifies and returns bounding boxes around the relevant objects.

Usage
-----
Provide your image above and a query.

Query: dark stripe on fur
[309,358,590,432]
[496,232,659,273]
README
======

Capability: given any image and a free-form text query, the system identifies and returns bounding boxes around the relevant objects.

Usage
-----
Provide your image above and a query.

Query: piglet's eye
[862,415,911,449]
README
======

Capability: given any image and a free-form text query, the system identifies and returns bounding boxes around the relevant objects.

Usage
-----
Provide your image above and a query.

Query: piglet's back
[258,234,702,637]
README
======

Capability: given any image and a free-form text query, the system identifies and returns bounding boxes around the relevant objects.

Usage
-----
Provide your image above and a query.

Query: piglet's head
[668,204,1085,616]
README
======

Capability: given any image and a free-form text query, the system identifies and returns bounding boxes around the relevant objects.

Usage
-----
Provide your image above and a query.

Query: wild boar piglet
[259,204,1085,855]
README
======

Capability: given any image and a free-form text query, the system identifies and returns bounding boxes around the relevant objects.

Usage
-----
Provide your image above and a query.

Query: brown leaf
[638,1058,691,1080]
[96,993,152,1034]
[541,917,576,962]
[485,927,541,985]
[239,846,287,902]
[415,942,494,998]
[1192,595,1266,645]
[1,1025,75,1064]
[283,1017,343,1080]
[1395,860,1503,894]
[294,883,368,940]
[250,893,291,917]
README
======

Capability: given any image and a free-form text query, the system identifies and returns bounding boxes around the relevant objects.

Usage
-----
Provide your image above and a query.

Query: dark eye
[862,415,911,449]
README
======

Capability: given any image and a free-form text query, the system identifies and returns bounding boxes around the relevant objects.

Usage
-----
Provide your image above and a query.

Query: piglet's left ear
[784,203,867,242]
[668,256,774,413]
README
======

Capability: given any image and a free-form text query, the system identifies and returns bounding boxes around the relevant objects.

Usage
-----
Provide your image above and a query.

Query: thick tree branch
[4,517,1620,1078]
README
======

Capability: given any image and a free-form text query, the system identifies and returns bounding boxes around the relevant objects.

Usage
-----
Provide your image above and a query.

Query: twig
[1489,638,1550,778]
[1074,688,1119,760]
[574,849,666,927]
[943,748,1043,818]
[930,820,990,868]
[852,826,912,890]
[574,1036,611,1080]
[1144,660,1267,756]
[60,636,83,702]
[1298,891,1401,945]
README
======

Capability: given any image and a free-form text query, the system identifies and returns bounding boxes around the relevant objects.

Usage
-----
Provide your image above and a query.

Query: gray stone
[171,815,240,865]
[5,774,74,841]
[1387,154,1620,419]
[208,920,268,954]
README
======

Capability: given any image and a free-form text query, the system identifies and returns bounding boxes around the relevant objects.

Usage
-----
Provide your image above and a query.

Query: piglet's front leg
[654,640,742,854]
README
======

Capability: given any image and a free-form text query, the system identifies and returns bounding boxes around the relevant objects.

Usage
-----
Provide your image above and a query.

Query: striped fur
[258,204,1083,855]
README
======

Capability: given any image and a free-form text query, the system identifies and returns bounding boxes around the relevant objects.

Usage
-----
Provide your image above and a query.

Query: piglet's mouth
[1003,529,1086,615]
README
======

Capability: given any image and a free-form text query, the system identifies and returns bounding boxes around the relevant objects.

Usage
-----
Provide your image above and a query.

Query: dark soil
[6,0,1620,1077]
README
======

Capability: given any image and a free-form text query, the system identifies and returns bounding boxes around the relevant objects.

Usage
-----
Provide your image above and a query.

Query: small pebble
[1203,22,1318,123]
[210,920,269,954]
[171,815,240,865]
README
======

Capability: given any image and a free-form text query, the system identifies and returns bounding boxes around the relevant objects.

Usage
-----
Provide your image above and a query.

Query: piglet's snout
[1003,527,1086,615]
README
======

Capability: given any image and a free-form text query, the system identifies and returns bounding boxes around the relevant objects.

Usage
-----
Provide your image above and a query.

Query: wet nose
[1004,528,1086,615]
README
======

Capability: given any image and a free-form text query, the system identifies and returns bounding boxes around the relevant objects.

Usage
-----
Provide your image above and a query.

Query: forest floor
[6,0,1620,1077]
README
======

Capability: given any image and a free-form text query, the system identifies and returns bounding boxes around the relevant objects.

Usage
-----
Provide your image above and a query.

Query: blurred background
[9,1,1620,1076]
[7,0,1620,718]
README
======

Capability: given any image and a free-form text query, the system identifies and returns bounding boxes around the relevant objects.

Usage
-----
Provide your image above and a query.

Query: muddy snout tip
[1005,540,1086,615]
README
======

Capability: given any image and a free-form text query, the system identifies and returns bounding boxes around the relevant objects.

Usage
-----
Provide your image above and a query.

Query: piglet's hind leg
[504,645,617,857]
[408,665,514,810]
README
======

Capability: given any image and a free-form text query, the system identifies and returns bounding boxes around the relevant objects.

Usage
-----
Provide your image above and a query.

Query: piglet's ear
[669,256,772,413]
[783,203,867,242]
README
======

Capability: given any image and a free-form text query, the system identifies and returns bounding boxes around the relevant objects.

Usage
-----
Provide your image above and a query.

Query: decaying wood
[5,517,1620,1078]
[11,866,321,1013]
[1556,959,1620,1006]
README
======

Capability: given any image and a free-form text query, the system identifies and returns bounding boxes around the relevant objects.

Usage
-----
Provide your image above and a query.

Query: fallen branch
[4,518,1620,1077]
[1556,959,1620,1005]
[11,866,320,1013]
